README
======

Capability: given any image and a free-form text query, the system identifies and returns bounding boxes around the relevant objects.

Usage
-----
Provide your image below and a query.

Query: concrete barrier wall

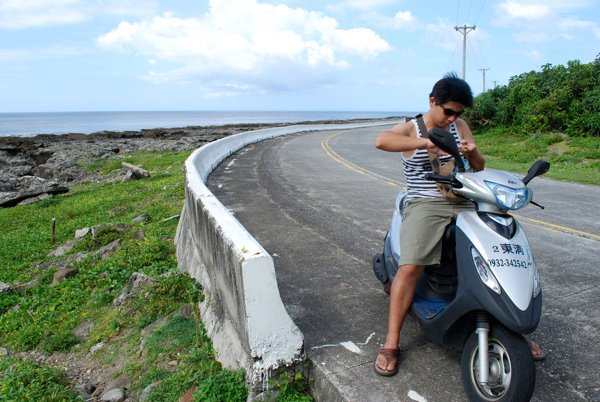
[174,122,392,393]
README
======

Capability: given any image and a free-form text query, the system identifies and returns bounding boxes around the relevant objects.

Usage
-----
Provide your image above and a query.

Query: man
[373,73,544,376]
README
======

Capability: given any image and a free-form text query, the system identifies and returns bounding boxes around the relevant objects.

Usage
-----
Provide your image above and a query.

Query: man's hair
[429,72,473,107]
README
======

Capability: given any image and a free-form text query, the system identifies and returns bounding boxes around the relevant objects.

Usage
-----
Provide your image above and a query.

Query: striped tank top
[402,120,463,201]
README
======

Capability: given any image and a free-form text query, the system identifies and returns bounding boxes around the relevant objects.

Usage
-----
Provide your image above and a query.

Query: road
[207,125,600,402]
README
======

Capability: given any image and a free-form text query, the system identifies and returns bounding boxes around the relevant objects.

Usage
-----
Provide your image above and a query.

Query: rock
[95,239,121,259]
[0,175,69,207]
[47,239,80,257]
[90,342,104,354]
[104,389,125,402]
[84,382,97,394]
[41,251,86,271]
[0,347,9,357]
[140,316,168,351]
[17,192,52,206]
[52,268,79,285]
[113,272,156,307]
[12,278,38,293]
[177,304,194,319]
[105,374,131,392]
[132,214,150,224]
[140,382,160,401]
[0,281,12,294]
[75,227,92,238]
[72,320,96,340]
[91,386,104,397]
[101,388,125,402]
[121,162,149,180]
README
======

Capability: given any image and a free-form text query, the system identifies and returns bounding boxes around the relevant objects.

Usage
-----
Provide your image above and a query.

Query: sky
[1,0,599,113]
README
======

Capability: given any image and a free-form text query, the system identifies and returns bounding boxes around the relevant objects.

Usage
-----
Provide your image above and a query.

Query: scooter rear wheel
[461,324,535,402]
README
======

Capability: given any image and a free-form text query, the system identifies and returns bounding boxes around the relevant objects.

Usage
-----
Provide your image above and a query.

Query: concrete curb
[174,121,393,395]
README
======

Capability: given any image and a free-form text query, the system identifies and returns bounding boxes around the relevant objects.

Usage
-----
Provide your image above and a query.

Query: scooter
[372,128,550,402]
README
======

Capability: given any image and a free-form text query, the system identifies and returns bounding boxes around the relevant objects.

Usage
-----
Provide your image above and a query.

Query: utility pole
[492,80,498,89]
[454,25,476,80]
[479,68,490,91]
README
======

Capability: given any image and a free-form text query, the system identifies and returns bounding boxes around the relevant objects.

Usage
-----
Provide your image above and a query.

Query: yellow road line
[321,131,600,241]
[515,215,600,240]
[321,131,406,188]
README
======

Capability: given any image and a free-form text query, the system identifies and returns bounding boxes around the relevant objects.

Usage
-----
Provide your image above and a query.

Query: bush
[466,55,600,137]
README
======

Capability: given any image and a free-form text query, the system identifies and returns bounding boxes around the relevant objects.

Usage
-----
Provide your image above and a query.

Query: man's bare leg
[375,264,424,373]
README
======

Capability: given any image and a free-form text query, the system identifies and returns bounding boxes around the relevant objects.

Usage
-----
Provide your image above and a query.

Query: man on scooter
[373,72,544,376]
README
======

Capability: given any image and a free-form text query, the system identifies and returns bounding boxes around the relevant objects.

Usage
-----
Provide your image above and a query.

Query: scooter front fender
[453,223,542,334]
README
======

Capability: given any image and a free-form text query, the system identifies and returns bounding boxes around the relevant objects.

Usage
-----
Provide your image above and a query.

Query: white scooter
[372,128,550,401]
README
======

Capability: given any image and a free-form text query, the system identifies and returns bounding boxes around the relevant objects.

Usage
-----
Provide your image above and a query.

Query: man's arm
[375,122,435,154]
[456,119,485,171]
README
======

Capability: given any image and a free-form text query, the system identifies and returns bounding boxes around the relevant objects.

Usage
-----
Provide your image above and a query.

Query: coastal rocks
[0,123,274,208]
[0,175,69,207]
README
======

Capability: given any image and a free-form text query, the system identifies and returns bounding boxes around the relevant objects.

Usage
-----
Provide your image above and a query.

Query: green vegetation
[467,55,600,136]
[0,150,311,401]
[465,55,600,184]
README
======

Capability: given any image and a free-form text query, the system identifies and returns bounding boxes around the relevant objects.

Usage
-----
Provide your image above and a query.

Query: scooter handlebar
[424,173,461,186]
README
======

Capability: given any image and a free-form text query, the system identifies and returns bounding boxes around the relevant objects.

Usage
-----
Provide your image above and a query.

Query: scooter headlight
[485,181,532,210]
[471,247,501,294]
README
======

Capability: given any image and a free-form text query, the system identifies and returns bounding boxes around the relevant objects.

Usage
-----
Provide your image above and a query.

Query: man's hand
[458,139,477,156]
[426,139,448,156]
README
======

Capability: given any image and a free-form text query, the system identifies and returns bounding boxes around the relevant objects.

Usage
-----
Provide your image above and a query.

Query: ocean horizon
[0,110,415,137]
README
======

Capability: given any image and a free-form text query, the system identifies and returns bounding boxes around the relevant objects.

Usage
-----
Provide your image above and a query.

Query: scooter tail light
[470,247,501,295]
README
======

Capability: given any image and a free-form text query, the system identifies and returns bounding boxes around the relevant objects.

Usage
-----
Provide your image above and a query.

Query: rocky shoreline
[0,119,398,208]
[0,123,282,207]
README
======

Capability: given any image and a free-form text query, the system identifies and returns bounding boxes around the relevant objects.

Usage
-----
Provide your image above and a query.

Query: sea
[0,111,414,137]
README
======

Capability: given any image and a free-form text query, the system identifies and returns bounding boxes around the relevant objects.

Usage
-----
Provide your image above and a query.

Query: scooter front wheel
[461,324,535,402]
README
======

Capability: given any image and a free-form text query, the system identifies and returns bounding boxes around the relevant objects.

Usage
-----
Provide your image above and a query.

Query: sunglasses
[439,104,464,117]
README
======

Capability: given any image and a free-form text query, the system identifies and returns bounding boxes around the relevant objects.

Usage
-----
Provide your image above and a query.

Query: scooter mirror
[428,128,466,172]
[522,159,550,185]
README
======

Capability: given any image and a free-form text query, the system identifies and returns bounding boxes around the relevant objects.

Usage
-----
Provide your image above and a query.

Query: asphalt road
[207,126,600,402]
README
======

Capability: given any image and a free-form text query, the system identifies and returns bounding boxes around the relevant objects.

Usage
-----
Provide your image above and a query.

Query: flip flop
[374,348,398,376]
[525,338,547,361]
[530,342,547,361]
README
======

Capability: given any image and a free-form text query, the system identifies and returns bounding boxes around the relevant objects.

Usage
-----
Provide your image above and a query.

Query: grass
[0,149,311,401]
[474,127,600,185]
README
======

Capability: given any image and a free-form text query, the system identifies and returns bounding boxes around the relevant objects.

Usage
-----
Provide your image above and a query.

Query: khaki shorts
[398,198,474,266]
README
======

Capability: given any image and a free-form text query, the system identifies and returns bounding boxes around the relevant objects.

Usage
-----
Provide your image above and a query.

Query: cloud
[0,45,86,62]
[393,11,417,29]
[0,0,87,29]
[330,0,400,11]
[493,0,600,44]
[0,0,158,29]
[97,0,390,95]
[496,1,552,23]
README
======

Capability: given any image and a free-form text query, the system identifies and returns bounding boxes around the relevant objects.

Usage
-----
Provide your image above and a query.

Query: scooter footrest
[372,253,388,284]
[412,292,449,319]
